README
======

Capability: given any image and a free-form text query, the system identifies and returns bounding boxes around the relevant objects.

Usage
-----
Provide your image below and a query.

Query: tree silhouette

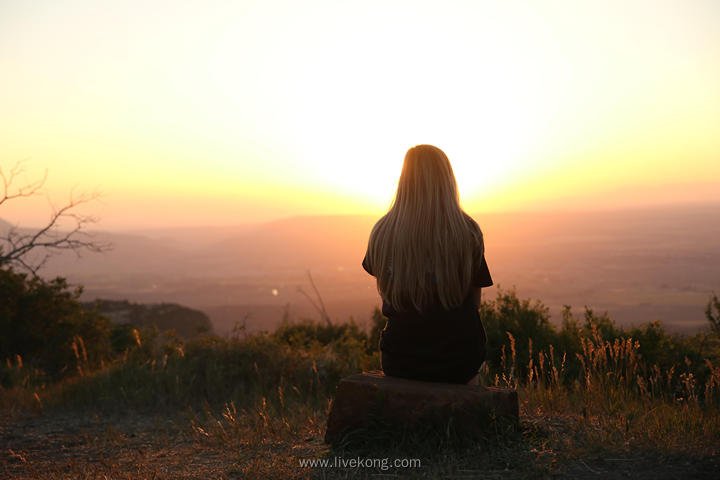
[0,161,111,274]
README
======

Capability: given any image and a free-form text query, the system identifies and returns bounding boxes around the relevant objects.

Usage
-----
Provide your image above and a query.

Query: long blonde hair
[366,145,483,313]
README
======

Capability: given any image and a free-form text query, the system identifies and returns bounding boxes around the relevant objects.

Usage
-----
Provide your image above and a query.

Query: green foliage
[4,276,720,416]
[581,306,619,341]
[271,318,368,348]
[84,299,213,338]
[480,288,556,377]
[0,267,112,383]
[480,289,720,399]
[109,323,141,354]
[626,321,700,371]
[556,305,582,354]
[270,309,387,358]
[52,331,379,412]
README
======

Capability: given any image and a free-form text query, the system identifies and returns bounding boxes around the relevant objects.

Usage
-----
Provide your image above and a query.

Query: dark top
[362,244,493,383]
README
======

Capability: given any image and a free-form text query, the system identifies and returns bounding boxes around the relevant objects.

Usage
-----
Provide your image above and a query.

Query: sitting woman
[362,144,493,385]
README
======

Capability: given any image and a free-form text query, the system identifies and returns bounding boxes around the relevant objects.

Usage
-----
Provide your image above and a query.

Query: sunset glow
[1,0,719,228]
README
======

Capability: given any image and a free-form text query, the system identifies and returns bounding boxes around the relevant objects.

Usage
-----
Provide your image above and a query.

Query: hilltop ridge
[8,202,720,335]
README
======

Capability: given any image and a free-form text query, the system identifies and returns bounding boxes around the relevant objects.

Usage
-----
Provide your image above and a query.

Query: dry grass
[3,317,720,478]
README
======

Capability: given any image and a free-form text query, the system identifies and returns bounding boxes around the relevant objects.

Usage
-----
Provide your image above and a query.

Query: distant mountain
[26,203,720,335]
[41,215,379,278]
[0,217,13,234]
[84,299,213,338]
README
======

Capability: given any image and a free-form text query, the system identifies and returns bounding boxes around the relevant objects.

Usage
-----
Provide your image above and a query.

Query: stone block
[325,370,519,444]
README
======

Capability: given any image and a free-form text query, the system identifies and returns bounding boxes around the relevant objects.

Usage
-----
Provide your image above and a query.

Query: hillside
[20,202,720,335]
[83,299,213,338]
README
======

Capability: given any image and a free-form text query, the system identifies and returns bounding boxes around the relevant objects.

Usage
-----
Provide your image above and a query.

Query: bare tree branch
[0,162,112,275]
[0,163,47,207]
[297,270,332,326]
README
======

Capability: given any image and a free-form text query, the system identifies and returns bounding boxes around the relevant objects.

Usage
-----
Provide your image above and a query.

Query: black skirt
[378,297,488,384]
[381,343,485,384]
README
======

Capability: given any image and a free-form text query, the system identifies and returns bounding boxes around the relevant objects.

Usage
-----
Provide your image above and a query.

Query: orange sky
[1,0,719,229]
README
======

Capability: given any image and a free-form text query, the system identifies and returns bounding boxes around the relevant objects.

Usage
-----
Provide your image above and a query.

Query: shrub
[0,267,112,383]
[480,288,556,378]
[272,318,368,349]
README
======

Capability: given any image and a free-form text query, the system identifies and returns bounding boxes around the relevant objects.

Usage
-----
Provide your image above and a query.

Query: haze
[24,205,718,336]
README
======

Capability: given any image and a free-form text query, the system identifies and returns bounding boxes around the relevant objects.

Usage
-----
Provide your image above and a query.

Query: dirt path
[1,412,242,479]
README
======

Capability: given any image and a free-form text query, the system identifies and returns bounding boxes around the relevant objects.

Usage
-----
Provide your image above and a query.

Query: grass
[3,296,720,478]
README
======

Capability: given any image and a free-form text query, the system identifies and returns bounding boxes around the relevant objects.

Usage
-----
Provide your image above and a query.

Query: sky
[1,0,719,229]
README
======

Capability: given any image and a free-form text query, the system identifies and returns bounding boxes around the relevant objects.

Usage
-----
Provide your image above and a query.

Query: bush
[0,267,112,383]
[480,288,556,378]
[272,318,368,349]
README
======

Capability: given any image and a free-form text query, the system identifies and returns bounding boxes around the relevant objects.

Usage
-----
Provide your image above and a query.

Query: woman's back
[363,145,493,384]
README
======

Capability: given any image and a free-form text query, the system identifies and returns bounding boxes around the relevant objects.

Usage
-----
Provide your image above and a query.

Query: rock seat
[325,370,519,444]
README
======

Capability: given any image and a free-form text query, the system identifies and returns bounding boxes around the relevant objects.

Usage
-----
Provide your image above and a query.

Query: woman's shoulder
[462,213,484,240]
[369,213,391,234]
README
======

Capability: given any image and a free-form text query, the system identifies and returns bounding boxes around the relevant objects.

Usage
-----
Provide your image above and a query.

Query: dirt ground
[1,411,246,479]
[3,412,719,479]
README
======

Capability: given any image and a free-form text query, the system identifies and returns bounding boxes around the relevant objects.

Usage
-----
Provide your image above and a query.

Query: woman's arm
[472,287,482,308]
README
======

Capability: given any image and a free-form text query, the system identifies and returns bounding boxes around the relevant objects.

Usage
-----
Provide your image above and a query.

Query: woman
[362,144,493,384]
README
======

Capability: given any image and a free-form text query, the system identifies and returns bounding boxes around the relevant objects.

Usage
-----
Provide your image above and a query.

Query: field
[3,290,720,479]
